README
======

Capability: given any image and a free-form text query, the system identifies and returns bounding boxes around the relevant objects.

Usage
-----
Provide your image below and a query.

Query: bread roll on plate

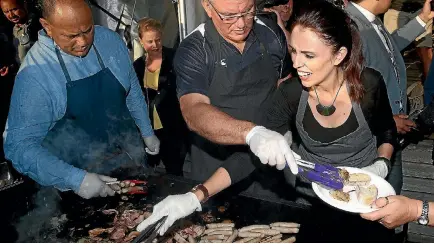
[346,173,371,186]
[356,185,378,206]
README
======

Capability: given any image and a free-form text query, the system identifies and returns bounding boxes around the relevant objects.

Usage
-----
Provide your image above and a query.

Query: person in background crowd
[3,0,159,199]
[346,0,434,195]
[384,0,432,82]
[260,0,293,46]
[0,0,41,63]
[133,17,188,176]
[136,0,299,235]
[258,0,294,85]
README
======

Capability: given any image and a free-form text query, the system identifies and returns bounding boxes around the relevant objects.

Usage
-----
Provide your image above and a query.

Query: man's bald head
[39,0,91,20]
[39,0,95,57]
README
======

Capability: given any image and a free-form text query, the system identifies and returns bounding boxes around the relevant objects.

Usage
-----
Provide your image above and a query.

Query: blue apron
[41,46,147,178]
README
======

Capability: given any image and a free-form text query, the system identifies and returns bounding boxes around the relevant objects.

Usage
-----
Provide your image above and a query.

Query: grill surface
[1,174,400,243]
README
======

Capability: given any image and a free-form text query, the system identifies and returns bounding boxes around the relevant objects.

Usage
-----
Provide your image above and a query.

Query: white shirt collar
[350,2,376,23]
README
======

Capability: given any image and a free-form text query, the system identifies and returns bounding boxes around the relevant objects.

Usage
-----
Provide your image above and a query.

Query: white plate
[312,167,396,213]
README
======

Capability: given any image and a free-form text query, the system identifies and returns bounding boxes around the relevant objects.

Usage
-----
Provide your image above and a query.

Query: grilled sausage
[204,227,233,235]
[225,229,238,243]
[247,237,263,243]
[250,229,280,235]
[260,234,282,243]
[174,233,188,243]
[206,223,235,229]
[234,237,255,243]
[201,235,226,240]
[280,236,296,243]
[188,235,196,243]
[269,222,300,228]
[238,232,265,238]
[271,227,299,234]
[239,225,270,232]
[207,230,233,236]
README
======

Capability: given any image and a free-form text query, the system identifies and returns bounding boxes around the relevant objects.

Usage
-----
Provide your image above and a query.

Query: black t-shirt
[265,67,397,147]
[303,104,358,143]
[174,16,292,99]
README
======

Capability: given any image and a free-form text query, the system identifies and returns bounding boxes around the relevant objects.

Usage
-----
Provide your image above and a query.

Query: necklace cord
[314,80,345,108]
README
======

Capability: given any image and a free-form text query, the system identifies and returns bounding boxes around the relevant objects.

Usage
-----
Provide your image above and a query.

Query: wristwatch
[191,184,210,203]
[417,201,430,226]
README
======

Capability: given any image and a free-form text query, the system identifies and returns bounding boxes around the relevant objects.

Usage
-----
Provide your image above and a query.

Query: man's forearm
[192,167,232,202]
[183,102,255,145]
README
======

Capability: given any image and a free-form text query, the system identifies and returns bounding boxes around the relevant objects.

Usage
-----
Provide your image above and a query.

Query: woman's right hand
[136,192,202,235]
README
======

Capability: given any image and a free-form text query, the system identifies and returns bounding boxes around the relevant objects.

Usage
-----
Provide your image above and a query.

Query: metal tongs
[131,216,168,243]
[295,159,344,190]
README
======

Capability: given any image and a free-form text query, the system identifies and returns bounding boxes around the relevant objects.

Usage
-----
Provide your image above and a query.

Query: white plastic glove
[75,173,118,199]
[362,159,389,178]
[144,135,160,155]
[246,126,299,174]
[136,192,202,235]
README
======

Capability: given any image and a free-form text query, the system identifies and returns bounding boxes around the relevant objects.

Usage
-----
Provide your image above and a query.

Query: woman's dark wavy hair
[290,0,364,103]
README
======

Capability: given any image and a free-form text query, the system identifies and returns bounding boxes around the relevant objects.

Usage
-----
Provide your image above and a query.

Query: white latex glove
[246,126,299,174]
[362,160,389,178]
[75,173,117,199]
[144,135,160,155]
[136,192,202,235]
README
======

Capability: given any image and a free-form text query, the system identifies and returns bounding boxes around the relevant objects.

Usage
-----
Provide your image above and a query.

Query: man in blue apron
[3,0,159,199]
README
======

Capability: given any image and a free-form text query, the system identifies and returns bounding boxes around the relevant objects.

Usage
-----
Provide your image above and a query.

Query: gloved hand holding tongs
[292,154,344,190]
[106,179,148,195]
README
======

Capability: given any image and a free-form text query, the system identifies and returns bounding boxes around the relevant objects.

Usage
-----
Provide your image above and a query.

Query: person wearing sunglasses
[137,0,297,235]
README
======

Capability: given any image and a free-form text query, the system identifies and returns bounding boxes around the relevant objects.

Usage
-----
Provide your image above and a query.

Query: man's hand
[75,173,119,199]
[246,126,299,174]
[143,135,160,155]
[418,0,434,23]
[0,66,9,77]
[136,192,202,235]
[361,196,421,229]
[394,114,416,134]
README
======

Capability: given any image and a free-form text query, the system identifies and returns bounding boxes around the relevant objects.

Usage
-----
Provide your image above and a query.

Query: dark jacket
[133,47,186,133]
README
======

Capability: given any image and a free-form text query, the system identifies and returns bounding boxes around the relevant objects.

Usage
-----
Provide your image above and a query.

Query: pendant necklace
[314,81,344,116]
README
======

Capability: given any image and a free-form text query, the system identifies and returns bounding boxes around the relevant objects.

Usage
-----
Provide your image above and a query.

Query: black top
[174,16,292,98]
[303,104,358,143]
[265,67,397,147]
[133,47,186,133]
[220,67,397,184]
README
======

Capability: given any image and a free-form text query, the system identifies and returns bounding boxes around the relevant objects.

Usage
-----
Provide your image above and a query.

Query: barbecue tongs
[131,216,168,243]
[294,159,344,190]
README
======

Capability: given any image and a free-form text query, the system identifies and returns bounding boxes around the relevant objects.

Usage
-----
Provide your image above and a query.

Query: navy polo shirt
[174,16,292,99]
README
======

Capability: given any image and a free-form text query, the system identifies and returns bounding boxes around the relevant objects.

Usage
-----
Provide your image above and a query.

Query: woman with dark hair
[266,0,397,201]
